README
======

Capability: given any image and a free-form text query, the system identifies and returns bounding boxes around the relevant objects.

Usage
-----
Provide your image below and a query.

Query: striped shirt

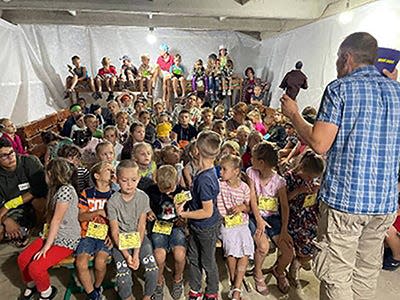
[316,65,400,214]
[216,180,250,223]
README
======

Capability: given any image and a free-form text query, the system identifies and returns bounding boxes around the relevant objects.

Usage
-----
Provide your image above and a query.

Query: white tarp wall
[260,0,400,110]
[0,23,261,124]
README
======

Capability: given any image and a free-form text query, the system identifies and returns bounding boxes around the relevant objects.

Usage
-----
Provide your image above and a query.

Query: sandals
[228,288,242,300]
[272,266,290,294]
[288,259,301,289]
[253,275,269,296]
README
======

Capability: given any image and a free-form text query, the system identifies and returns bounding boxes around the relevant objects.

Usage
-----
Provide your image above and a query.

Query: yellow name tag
[258,196,278,212]
[41,223,49,238]
[224,214,243,228]
[303,194,317,208]
[174,191,192,205]
[86,222,108,240]
[152,221,174,235]
[119,232,141,250]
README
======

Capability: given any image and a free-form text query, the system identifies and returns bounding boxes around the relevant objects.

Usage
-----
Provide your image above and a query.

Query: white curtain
[260,0,400,111]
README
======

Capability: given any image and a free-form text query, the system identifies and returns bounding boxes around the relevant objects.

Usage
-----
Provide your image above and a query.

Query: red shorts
[393,215,400,232]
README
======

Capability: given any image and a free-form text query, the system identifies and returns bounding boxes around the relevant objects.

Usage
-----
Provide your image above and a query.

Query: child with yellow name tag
[217,155,254,300]
[107,160,158,300]
[246,142,293,295]
[75,162,114,300]
[285,151,324,287]
[146,165,187,300]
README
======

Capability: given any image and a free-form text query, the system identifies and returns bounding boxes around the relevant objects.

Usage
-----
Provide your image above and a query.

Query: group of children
[9,85,339,300]
[64,44,241,106]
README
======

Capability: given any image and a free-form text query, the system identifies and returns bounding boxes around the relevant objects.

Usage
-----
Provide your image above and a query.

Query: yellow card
[86,222,108,240]
[152,221,174,235]
[258,196,279,212]
[303,194,317,208]
[174,191,192,205]
[41,223,49,238]
[224,214,243,228]
[119,232,141,250]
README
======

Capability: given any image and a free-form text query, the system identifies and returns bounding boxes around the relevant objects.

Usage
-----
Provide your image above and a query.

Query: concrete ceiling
[0,0,377,40]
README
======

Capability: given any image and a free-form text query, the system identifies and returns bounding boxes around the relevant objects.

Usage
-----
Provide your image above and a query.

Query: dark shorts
[248,214,282,239]
[172,73,183,79]
[150,227,187,252]
[75,237,112,256]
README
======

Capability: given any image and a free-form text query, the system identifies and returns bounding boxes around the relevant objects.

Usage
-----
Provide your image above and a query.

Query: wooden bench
[16,109,70,159]
[53,255,117,300]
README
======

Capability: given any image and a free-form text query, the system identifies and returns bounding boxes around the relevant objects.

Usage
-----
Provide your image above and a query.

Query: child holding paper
[146,165,187,300]
[175,130,222,300]
[75,161,114,300]
[107,160,158,300]
[217,154,253,300]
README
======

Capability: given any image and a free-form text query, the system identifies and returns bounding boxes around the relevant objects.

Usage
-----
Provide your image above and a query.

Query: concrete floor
[1,242,399,300]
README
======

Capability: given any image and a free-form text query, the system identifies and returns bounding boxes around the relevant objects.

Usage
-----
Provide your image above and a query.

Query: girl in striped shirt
[217,154,254,300]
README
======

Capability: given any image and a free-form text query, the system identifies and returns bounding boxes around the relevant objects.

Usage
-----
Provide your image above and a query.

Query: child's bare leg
[179,77,186,97]
[139,78,144,94]
[154,248,166,285]
[232,256,248,299]
[94,251,109,289]
[386,225,400,260]
[162,76,169,102]
[76,253,95,294]
[95,77,102,92]
[146,78,152,96]
[253,234,269,279]
[152,66,160,88]
[272,235,294,275]
[69,75,79,90]
[172,77,179,97]
[172,246,186,282]
[226,256,237,285]
[110,77,117,91]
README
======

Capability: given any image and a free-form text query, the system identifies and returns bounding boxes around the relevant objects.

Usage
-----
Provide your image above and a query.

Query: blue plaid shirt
[317,66,400,214]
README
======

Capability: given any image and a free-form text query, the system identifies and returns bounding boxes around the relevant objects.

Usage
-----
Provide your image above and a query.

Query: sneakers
[222,90,226,96]
[39,286,58,300]
[152,284,164,300]
[203,293,218,300]
[171,279,184,300]
[227,89,232,96]
[383,254,400,271]
[188,290,203,300]
[18,287,37,300]
[106,92,114,101]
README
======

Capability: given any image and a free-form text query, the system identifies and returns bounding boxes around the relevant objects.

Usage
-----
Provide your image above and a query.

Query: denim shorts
[75,237,112,256]
[248,214,282,239]
[150,227,187,252]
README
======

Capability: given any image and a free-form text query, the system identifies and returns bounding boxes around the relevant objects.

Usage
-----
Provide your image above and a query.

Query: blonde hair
[116,159,138,177]
[90,161,111,183]
[132,142,153,158]
[156,165,178,192]
[237,125,251,135]
[95,141,114,156]
[202,107,213,115]
[140,53,150,61]
[219,154,242,170]
[196,130,222,159]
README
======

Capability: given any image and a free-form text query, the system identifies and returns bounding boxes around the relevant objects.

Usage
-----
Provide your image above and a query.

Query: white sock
[40,286,52,298]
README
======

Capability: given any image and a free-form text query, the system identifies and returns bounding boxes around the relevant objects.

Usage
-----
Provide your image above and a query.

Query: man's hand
[280,94,299,119]
[383,68,398,81]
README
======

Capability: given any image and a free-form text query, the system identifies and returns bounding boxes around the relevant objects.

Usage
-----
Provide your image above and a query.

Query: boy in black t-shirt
[146,165,187,300]
[172,109,197,149]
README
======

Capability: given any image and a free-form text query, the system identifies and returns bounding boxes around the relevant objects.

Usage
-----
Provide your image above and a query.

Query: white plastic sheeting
[260,0,400,110]
[0,23,261,123]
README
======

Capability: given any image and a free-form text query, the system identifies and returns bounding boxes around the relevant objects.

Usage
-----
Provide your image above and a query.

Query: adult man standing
[281,32,400,300]
[0,137,47,246]
[279,60,308,100]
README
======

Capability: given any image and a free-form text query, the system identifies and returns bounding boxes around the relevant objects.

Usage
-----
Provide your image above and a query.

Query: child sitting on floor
[153,122,177,150]
[17,158,80,300]
[132,142,157,181]
[217,154,253,300]
[75,161,114,300]
[197,107,214,132]
[121,122,146,160]
[107,160,158,300]
[146,165,187,300]
[247,109,267,136]
[103,126,123,161]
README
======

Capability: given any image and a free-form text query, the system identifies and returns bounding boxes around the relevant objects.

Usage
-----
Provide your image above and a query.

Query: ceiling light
[68,10,77,17]
[146,27,157,45]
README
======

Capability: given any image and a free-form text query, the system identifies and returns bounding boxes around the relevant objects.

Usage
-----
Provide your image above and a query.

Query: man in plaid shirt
[281,32,400,300]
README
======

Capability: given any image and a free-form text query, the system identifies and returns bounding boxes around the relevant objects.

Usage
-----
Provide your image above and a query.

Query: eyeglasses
[0,150,15,161]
